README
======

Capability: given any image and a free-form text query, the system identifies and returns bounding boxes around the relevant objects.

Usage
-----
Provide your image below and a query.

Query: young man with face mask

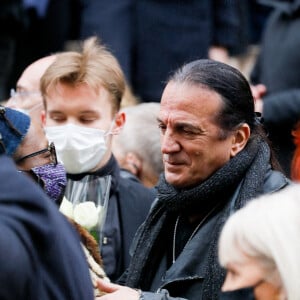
[40,37,156,282]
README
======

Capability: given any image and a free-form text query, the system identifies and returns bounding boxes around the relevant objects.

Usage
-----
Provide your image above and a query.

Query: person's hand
[96,279,141,299]
[254,98,263,114]
[208,46,229,64]
[250,84,267,113]
[251,84,267,100]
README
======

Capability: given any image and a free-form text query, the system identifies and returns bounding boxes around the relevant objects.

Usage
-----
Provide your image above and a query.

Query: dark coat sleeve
[263,89,300,129]
[213,0,248,55]
[118,178,156,272]
[0,226,32,299]
[0,155,94,300]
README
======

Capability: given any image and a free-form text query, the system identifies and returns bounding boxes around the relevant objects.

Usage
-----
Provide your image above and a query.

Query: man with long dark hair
[96,60,288,300]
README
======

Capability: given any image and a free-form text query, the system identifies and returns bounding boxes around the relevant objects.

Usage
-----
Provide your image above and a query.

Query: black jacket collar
[67,155,121,192]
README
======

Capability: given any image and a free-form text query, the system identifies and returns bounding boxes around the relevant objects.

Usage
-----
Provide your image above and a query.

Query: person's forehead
[46,83,114,117]
[49,82,109,99]
[159,82,222,121]
[231,258,267,280]
[18,65,45,91]
[17,56,56,91]
[17,71,40,91]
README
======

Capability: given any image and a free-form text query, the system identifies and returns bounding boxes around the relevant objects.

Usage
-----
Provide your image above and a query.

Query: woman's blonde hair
[219,184,300,300]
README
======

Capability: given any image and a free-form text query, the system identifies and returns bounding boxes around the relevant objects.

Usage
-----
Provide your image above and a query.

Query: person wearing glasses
[0,132,94,299]
[6,55,56,124]
[0,105,66,204]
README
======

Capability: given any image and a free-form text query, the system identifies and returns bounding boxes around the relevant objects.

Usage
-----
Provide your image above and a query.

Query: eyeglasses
[16,142,58,165]
[10,89,41,100]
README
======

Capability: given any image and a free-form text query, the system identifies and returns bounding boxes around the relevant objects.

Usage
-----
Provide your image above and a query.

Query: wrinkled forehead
[159,82,223,122]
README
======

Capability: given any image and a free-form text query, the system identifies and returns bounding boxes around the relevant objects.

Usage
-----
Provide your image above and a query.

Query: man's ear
[111,112,125,135]
[124,152,142,176]
[41,110,46,126]
[230,123,250,157]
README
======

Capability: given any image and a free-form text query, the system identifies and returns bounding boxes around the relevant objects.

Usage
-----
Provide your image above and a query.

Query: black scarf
[125,137,271,296]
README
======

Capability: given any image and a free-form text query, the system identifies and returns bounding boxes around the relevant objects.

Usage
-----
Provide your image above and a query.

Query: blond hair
[219,184,300,300]
[41,37,125,113]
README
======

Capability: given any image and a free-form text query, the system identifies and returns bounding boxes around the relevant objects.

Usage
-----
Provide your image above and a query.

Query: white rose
[59,197,74,218]
[73,201,102,230]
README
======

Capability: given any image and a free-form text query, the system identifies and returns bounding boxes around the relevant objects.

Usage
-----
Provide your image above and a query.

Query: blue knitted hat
[0,106,31,156]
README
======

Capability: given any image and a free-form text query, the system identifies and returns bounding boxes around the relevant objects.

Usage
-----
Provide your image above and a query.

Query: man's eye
[80,118,95,124]
[179,126,195,135]
[183,129,193,134]
[50,114,65,122]
[52,117,65,123]
[158,123,166,132]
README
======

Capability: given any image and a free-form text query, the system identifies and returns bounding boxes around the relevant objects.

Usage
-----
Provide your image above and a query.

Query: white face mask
[45,123,110,174]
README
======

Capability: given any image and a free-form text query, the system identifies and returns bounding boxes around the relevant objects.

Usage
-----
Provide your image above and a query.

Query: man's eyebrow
[177,121,195,126]
[79,110,100,115]
[49,110,64,113]
[156,118,202,131]
[176,122,207,135]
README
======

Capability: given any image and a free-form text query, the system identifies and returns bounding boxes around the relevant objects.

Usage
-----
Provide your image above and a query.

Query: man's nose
[161,131,180,154]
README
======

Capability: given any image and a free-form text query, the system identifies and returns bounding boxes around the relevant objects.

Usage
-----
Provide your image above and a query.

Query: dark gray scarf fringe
[203,138,270,299]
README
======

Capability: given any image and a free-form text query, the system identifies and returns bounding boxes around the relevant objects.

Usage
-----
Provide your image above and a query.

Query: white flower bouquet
[60,175,111,244]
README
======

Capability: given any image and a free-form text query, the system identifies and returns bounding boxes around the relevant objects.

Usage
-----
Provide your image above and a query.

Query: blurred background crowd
[0,0,271,102]
[3,0,300,180]
[2,1,300,299]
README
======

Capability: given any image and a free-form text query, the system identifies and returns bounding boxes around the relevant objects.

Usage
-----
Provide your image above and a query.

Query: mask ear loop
[107,113,124,136]
[28,101,43,113]
[105,121,115,136]
[18,169,46,189]
[29,169,46,189]
[16,102,43,116]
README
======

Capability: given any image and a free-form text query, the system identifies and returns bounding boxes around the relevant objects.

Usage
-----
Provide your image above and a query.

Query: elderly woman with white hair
[218,184,300,300]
